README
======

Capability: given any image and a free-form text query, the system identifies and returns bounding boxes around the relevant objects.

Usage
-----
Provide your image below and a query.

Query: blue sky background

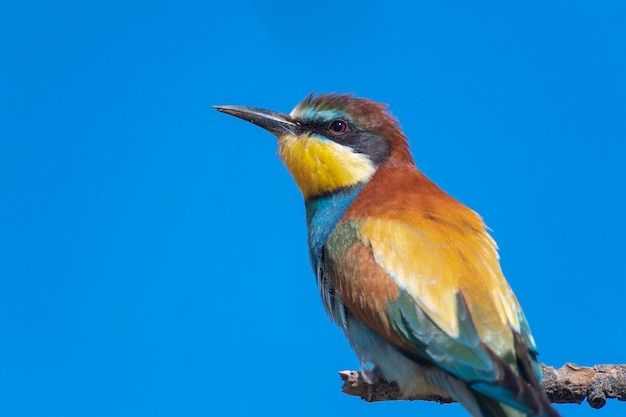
[2,1,625,416]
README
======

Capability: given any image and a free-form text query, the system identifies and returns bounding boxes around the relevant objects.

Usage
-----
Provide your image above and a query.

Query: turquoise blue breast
[305,184,366,271]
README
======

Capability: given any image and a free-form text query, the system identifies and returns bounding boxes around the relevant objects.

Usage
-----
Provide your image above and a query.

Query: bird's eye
[329,120,348,135]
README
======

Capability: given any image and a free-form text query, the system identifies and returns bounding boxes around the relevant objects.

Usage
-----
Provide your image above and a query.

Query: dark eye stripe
[297,119,391,166]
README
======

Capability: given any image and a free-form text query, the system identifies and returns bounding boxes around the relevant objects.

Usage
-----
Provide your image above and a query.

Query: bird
[214,93,560,417]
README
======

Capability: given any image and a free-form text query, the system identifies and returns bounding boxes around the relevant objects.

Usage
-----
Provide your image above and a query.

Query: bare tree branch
[339,363,626,409]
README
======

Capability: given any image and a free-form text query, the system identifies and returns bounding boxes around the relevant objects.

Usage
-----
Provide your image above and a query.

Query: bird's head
[214,93,413,200]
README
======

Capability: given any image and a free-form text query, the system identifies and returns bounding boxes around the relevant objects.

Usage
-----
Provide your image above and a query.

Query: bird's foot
[361,361,384,385]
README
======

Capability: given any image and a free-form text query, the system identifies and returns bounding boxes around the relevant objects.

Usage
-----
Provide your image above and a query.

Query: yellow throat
[277,133,376,200]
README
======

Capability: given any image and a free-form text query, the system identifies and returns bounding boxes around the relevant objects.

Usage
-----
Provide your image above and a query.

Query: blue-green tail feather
[387,289,560,417]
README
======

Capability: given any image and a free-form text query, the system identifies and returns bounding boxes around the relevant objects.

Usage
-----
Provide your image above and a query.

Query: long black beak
[213,105,298,136]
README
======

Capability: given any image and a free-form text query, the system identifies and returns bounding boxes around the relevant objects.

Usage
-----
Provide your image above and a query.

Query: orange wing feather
[334,161,529,359]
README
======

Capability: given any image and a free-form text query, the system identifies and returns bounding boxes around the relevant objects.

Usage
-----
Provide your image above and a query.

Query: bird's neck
[305,183,367,266]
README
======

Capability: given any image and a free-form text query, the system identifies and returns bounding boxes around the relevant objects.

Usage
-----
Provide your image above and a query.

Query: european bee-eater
[214,93,560,417]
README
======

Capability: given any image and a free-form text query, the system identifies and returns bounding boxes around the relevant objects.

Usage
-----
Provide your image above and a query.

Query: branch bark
[339,363,626,409]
